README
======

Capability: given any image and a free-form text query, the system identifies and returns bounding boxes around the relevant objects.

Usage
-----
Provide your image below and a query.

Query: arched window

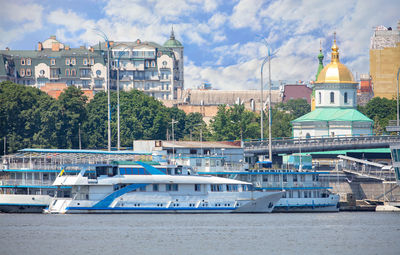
[306,133,311,139]
[330,92,334,103]
[318,92,321,104]
[344,92,348,104]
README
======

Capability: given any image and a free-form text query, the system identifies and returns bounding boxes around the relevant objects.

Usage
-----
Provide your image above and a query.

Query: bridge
[244,135,400,156]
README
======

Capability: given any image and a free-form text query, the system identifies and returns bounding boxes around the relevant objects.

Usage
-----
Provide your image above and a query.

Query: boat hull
[46,192,283,214]
[273,195,340,212]
[0,194,52,213]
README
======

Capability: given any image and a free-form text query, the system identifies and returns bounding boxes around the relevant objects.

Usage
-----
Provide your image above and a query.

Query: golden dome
[316,36,356,84]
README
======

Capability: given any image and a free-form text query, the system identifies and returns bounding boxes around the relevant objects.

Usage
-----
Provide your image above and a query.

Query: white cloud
[208,13,228,29]
[0,1,43,48]
[230,0,264,31]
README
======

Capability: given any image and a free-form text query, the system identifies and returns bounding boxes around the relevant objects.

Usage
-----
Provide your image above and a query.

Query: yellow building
[369,22,400,99]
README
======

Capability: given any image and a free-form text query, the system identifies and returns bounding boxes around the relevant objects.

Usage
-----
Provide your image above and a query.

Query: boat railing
[0,179,55,186]
[4,163,61,171]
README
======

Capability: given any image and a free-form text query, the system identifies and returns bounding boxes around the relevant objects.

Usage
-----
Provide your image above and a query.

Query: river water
[0,212,399,255]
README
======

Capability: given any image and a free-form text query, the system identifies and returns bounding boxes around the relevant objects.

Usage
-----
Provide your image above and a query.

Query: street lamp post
[267,51,273,162]
[94,29,112,151]
[170,119,178,163]
[260,56,268,141]
[78,123,81,150]
[195,123,203,156]
[116,47,131,150]
[397,67,400,128]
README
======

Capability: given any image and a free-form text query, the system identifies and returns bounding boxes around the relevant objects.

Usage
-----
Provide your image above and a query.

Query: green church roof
[291,108,373,123]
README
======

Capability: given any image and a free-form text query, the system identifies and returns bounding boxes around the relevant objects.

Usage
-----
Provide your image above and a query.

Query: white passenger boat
[176,157,340,212]
[45,162,283,214]
[0,149,152,213]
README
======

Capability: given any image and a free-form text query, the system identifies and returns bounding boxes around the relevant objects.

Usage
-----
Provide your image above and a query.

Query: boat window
[283,175,287,183]
[120,168,126,175]
[262,175,268,182]
[297,191,301,198]
[139,186,146,192]
[211,184,223,192]
[196,159,202,167]
[194,184,201,192]
[176,166,182,175]
[153,184,159,192]
[273,175,279,182]
[300,175,305,182]
[293,175,298,182]
[166,184,178,191]
[210,160,216,167]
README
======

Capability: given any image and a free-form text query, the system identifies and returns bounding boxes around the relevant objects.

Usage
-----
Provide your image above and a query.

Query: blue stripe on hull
[275,204,337,207]
[67,206,236,211]
[0,203,47,207]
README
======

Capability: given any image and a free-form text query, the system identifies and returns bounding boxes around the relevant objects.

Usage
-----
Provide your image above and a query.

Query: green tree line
[1,81,397,154]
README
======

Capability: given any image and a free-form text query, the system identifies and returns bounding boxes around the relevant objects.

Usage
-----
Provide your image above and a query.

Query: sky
[0,0,399,90]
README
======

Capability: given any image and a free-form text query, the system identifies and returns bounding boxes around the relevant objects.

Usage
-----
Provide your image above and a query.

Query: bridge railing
[244,135,400,154]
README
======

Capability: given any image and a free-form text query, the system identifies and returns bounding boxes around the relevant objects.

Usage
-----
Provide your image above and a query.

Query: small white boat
[45,163,283,214]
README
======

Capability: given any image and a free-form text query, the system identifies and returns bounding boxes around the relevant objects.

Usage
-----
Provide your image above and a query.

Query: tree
[56,86,88,149]
[183,112,208,141]
[359,97,396,133]
[0,81,59,154]
[210,104,260,141]
[276,99,310,119]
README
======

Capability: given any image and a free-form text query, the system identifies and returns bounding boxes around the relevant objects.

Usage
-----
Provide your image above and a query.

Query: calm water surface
[0,212,399,255]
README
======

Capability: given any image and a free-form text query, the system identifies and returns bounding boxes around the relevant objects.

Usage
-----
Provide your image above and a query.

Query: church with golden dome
[291,35,373,138]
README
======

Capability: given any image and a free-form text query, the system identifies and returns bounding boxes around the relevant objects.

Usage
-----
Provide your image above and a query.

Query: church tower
[292,34,373,138]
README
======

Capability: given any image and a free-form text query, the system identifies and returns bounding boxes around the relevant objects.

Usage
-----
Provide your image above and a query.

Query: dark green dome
[163,28,183,48]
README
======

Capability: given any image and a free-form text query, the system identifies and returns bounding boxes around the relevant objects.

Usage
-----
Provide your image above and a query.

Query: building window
[162,61,167,66]
[26,58,31,65]
[20,68,25,77]
[83,58,88,65]
[80,69,90,77]
[51,59,56,65]
[90,58,94,65]
[151,61,155,67]
[65,69,70,76]
[71,58,76,65]
[330,92,334,103]
[21,58,25,65]
[318,92,321,104]
[82,80,89,88]
[71,69,76,76]
[145,61,149,68]
[94,79,103,88]
[25,69,31,76]
[344,92,348,104]
[66,58,70,65]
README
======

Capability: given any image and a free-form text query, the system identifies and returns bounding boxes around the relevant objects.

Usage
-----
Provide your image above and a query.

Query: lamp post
[267,49,273,162]
[94,29,112,151]
[260,56,268,141]
[170,119,178,163]
[195,123,203,156]
[78,123,81,150]
[397,67,400,128]
[116,47,131,150]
